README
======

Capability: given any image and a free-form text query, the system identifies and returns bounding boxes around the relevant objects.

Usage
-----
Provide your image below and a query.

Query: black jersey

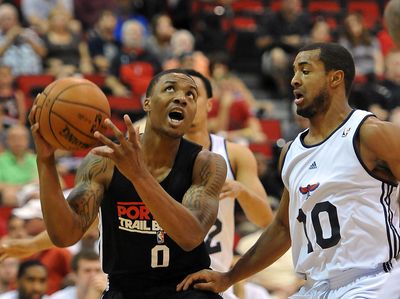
[100,138,211,293]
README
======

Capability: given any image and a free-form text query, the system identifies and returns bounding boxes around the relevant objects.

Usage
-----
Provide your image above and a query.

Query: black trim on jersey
[280,140,294,175]
[299,110,356,148]
[353,114,398,187]
[380,183,400,272]
[222,139,236,180]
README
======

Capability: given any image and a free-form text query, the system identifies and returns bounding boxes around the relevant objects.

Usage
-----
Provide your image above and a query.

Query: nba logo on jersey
[157,230,165,244]
[299,183,320,199]
[342,127,351,137]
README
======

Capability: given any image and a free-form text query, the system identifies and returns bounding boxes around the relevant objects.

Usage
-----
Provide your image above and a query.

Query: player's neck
[307,104,352,143]
[185,130,210,150]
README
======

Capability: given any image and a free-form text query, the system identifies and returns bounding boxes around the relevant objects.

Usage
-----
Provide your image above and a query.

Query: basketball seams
[48,82,103,149]
[55,98,110,115]
[51,110,103,141]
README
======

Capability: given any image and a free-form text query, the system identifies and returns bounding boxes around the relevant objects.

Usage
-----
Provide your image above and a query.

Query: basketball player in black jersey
[28,69,227,299]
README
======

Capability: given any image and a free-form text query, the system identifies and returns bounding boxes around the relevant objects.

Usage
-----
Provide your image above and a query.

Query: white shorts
[221,286,238,299]
[290,269,390,299]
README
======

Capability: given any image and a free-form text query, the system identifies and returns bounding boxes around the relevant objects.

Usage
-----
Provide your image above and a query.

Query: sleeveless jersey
[205,134,236,272]
[281,109,400,282]
[100,138,211,293]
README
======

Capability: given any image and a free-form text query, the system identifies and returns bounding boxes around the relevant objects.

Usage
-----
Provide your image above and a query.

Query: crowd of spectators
[0,0,397,298]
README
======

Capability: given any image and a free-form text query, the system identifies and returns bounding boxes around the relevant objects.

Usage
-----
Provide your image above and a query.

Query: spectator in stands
[0,3,46,76]
[207,54,267,144]
[3,215,27,240]
[43,7,93,78]
[20,0,78,35]
[339,12,384,79]
[74,0,116,31]
[146,14,175,64]
[11,200,72,295]
[113,0,149,43]
[87,10,120,75]
[163,29,195,70]
[256,0,311,98]
[0,65,26,130]
[0,260,48,299]
[106,20,161,97]
[49,251,106,299]
[0,125,37,207]
[0,257,18,294]
[307,18,332,44]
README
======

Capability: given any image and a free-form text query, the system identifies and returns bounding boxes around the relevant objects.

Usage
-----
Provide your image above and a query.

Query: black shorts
[102,288,223,299]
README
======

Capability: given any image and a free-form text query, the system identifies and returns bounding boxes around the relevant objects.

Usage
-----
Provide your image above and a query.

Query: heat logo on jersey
[117,201,163,234]
[299,183,320,199]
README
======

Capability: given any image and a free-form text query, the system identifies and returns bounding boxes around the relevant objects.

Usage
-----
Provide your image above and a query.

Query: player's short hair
[183,69,213,99]
[299,43,355,96]
[145,69,194,98]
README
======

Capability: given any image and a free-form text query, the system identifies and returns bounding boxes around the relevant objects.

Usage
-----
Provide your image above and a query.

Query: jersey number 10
[297,201,341,253]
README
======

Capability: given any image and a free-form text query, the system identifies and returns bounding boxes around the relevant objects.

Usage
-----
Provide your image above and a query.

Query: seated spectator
[43,7,93,78]
[163,29,195,70]
[207,54,267,144]
[20,0,77,35]
[256,0,311,98]
[306,17,332,44]
[2,214,28,241]
[11,200,72,295]
[0,65,26,130]
[0,4,46,76]
[0,125,38,207]
[146,14,175,64]
[0,257,18,294]
[106,20,161,97]
[49,250,106,299]
[0,260,48,299]
[87,10,120,75]
[339,12,384,80]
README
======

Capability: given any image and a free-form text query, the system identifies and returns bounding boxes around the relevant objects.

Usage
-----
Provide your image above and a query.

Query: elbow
[178,235,205,252]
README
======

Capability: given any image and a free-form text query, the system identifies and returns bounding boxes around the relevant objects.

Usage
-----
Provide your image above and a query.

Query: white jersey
[281,110,400,282]
[205,134,235,272]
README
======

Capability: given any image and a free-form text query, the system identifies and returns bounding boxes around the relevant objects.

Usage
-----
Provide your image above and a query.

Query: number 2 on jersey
[297,201,341,253]
[205,219,222,254]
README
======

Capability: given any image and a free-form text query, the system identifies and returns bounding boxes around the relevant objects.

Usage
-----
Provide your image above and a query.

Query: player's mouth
[168,109,185,127]
[293,90,305,105]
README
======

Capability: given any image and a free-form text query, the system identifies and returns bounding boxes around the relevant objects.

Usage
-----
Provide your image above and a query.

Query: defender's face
[145,73,198,138]
[188,76,210,134]
[291,49,330,118]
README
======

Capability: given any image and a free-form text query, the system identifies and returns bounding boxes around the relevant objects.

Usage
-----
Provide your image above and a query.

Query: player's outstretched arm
[223,142,273,228]
[177,188,291,293]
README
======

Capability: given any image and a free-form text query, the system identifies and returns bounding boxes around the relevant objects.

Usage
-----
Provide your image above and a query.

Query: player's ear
[143,98,151,112]
[330,70,344,89]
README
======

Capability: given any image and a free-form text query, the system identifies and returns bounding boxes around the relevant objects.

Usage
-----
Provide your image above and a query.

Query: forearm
[227,219,291,285]
[237,188,273,228]
[131,171,206,250]
[37,157,82,246]
[31,230,55,252]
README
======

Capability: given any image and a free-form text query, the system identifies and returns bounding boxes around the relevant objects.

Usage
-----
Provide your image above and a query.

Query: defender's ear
[143,98,151,112]
[330,70,344,89]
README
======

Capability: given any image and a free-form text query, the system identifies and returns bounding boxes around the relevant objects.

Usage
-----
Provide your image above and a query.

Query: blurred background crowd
[0,0,398,298]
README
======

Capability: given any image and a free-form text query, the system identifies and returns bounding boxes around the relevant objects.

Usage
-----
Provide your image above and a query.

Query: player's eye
[165,86,174,92]
[302,70,310,75]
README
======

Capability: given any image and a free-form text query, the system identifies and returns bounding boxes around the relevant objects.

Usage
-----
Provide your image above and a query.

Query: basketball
[34,77,111,151]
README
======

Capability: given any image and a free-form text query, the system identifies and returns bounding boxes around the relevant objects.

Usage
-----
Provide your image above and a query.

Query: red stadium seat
[231,0,265,15]
[83,74,106,88]
[249,142,273,158]
[16,74,55,108]
[259,119,282,141]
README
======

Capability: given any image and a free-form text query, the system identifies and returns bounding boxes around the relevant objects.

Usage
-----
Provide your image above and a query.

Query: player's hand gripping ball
[34,77,111,151]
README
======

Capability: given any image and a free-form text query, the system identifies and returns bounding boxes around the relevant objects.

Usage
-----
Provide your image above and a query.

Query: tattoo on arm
[183,155,227,228]
[67,154,109,233]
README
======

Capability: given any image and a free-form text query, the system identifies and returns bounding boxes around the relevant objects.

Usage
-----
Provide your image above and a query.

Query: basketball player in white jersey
[177,42,400,298]
[183,69,273,299]
[0,70,274,298]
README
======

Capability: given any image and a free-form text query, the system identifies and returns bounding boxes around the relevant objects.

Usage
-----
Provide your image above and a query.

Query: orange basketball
[34,77,111,151]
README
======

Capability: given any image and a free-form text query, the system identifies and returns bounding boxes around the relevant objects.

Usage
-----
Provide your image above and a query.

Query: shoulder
[278,141,293,171]
[226,141,255,163]
[359,116,398,143]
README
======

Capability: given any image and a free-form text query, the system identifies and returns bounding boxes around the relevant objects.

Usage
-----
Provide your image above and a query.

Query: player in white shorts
[176,43,400,299]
